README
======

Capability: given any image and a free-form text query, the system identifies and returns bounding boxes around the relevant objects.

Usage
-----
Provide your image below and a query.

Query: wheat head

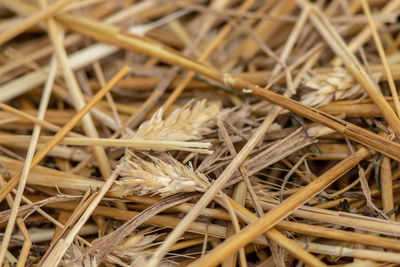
[115,152,210,197]
[300,67,381,107]
[133,99,223,141]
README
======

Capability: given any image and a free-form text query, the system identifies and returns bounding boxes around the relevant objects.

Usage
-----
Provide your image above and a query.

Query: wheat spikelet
[133,99,223,141]
[300,67,381,107]
[113,100,224,197]
[109,234,166,264]
[115,152,210,197]
[61,243,96,267]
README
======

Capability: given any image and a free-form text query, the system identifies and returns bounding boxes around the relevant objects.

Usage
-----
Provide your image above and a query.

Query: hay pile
[1,0,400,266]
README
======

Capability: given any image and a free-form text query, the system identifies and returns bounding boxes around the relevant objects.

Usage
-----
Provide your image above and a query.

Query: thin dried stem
[0,175,32,267]
[360,0,400,117]
[0,135,212,154]
[380,157,395,220]
[0,55,57,265]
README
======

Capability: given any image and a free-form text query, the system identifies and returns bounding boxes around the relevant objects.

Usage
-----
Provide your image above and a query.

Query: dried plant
[112,234,159,255]
[103,99,224,262]
[5,1,400,266]
[300,67,381,107]
[115,152,210,197]
[108,234,179,267]
[61,243,96,267]
[130,255,176,267]
[132,100,224,141]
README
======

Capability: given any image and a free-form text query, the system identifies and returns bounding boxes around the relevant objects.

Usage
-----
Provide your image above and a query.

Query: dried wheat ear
[114,99,228,197]
[300,67,381,107]
[115,152,210,197]
[130,99,226,141]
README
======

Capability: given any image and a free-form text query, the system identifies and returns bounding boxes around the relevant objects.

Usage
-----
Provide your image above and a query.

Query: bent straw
[56,13,400,161]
